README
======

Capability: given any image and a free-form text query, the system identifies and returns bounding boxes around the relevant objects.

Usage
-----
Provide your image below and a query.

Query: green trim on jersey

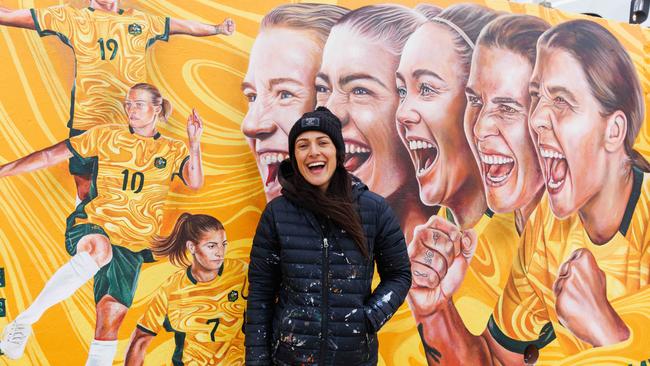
[487,315,556,354]
[31,8,77,124]
[619,166,644,236]
[164,316,186,366]
[147,17,171,48]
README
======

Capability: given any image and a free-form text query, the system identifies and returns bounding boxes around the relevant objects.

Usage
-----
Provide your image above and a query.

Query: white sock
[16,252,100,325]
[85,339,118,366]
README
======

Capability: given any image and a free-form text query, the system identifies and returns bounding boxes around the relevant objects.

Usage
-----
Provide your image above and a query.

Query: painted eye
[553,96,567,105]
[316,85,330,94]
[246,93,256,102]
[500,104,517,114]
[397,87,407,99]
[419,83,438,96]
[279,91,294,100]
[352,87,370,95]
[467,95,482,107]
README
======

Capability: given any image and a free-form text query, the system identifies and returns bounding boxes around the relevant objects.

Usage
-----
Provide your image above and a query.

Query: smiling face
[395,23,478,206]
[316,26,410,198]
[241,28,322,201]
[294,131,338,192]
[189,229,228,272]
[124,88,160,129]
[464,46,544,213]
[528,47,609,219]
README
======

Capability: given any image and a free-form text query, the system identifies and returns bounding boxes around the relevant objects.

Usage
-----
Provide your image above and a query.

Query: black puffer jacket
[245,166,411,366]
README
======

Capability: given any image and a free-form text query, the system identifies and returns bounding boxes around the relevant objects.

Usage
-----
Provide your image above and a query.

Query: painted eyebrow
[465,86,479,97]
[241,81,254,91]
[413,69,445,83]
[547,86,578,104]
[340,73,387,89]
[396,72,406,85]
[316,72,330,84]
[269,77,303,89]
[205,240,228,245]
[492,97,524,108]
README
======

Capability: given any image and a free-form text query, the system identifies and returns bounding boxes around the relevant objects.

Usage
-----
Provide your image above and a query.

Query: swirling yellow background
[0,0,648,365]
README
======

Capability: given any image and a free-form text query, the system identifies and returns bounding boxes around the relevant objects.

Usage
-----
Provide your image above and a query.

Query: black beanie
[288,106,345,161]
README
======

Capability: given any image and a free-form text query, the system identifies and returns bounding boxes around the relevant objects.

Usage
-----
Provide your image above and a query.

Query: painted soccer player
[0,83,204,365]
[241,3,348,201]
[406,19,650,365]
[0,0,233,201]
[125,213,247,366]
[402,14,551,365]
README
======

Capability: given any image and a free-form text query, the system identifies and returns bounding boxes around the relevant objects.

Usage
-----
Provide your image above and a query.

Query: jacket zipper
[320,237,329,363]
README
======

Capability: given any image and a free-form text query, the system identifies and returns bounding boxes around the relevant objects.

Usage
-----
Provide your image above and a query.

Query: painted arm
[407,216,523,365]
[124,328,155,366]
[0,6,35,29]
[183,109,204,190]
[169,17,234,37]
[0,141,71,178]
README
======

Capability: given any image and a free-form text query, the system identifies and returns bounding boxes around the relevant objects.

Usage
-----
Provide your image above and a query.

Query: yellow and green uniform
[138,259,248,366]
[440,207,520,336]
[31,5,169,176]
[489,168,650,364]
[30,5,169,131]
[64,124,189,306]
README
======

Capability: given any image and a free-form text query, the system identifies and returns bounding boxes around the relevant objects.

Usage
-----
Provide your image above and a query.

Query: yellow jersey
[31,5,169,130]
[490,168,650,364]
[66,125,189,251]
[440,207,520,335]
[138,259,248,366]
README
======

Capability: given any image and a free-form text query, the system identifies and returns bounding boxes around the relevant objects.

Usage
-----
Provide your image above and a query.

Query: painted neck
[191,262,219,283]
[90,1,120,13]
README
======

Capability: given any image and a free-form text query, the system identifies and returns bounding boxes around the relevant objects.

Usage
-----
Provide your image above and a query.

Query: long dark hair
[152,213,225,267]
[281,153,368,258]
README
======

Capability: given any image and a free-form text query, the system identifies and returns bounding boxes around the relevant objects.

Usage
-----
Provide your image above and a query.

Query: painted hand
[553,248,630,346]
[407,215,477,318]
[187,108,204,149]
[218,18,235,36]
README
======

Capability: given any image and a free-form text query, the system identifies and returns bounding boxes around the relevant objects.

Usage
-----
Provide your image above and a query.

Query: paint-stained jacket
[245,165,411,366]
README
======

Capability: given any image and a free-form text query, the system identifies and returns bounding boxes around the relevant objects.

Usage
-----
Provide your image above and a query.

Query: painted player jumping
[0,0,233,202]
[0,83,204,365]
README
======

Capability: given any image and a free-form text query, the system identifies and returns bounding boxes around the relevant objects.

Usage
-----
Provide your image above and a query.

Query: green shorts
[68,128,97,176]
[65,223,155,308]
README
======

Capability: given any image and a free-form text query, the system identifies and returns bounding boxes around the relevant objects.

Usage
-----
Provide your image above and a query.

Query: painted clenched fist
[553,248,630,347]
[407,215,477,318]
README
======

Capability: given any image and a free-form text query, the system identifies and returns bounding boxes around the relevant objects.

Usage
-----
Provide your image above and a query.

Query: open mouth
[539,146,567,194]
[479,153,515,187]
[307,161,327,175]
[343,140,371,172]
[408,138,438,177]
[259,151,288,187]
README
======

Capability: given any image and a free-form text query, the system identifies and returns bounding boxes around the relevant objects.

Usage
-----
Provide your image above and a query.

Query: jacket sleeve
[364,199,412,333]
[245,204,282,365]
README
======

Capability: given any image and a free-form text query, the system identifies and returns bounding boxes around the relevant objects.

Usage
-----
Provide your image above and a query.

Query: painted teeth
[408,140,434,151]
[261,153,287,165]
[488,174,508,183]
[345,144,370,154]
[539,148,565,160]
[548,178,564,189]
[480,154,514,165]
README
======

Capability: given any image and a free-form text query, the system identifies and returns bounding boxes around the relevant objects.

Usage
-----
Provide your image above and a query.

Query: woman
[401,14,552,365]
[125,213,247,366]
[0,83,204,365]
[1,0,233,201]
[412,19,650,365]
[245,107,411,366]
[317,4,431,244]
[394,3,507,351]
[241,3,348,201]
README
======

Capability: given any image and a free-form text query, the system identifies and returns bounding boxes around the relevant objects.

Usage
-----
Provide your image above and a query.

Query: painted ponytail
[152,213,225,267]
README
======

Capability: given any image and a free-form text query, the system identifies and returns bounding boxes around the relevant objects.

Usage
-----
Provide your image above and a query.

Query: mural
[0,0,649,365]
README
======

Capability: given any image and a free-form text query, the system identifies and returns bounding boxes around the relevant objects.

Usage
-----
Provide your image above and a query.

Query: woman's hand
[187,108,204,151]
